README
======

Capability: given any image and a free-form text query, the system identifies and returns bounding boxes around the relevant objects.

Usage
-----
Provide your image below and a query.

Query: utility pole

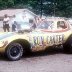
[53,0,55,16]
[40,0,43,17]
[54,3,55,16]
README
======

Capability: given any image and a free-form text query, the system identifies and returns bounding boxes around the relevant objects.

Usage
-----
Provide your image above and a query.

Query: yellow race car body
[0,18,72,61]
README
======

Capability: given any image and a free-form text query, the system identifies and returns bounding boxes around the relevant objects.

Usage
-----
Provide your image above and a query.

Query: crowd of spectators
[2,14,47,32]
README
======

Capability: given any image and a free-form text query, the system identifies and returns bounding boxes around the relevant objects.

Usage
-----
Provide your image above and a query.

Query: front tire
[6,43,23,61]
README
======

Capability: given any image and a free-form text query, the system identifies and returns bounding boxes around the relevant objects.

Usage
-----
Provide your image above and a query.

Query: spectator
[12,21,17,32]
[29,19,36,29]
[32,22,36,29]
[3,14,10,32]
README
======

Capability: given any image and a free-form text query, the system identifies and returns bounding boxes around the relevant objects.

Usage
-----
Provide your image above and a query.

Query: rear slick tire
[63,41,72,54]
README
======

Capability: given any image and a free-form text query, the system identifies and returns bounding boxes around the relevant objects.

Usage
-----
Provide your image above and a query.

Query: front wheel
[5,43,23,61]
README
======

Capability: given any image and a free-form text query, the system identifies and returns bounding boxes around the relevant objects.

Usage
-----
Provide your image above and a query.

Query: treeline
[0,0,72,17]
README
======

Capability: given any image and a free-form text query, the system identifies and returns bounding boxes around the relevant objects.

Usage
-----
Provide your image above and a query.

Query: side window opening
[37,21,54,30]
[57,21,67,29]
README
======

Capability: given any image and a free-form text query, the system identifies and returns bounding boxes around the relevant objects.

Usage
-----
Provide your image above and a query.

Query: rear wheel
[6,43,23,61]
[63,40,72,53]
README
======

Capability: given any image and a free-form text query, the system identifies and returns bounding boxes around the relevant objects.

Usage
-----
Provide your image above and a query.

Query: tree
[0,0,72,17]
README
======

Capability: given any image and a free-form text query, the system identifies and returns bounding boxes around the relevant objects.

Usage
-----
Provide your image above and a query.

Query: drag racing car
[0,18,72,61]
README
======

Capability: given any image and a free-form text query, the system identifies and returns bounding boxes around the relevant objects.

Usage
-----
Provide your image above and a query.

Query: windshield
[37,21,54,30]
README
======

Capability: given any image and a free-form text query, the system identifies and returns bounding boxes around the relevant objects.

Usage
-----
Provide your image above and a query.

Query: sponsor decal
[46,35,64,44]
[33,36,44,45]
[32,34,64,46]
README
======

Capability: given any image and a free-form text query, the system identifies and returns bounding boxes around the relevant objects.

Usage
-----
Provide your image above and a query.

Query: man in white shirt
[3,14,10,32]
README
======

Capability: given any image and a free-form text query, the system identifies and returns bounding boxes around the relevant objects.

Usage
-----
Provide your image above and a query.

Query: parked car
[15,22,32,32]
[0,18,72,61]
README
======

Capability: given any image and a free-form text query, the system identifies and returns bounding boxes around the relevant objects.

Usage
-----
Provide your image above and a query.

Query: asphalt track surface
[0,47,72,72]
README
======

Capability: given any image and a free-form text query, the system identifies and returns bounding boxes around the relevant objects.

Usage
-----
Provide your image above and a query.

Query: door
[29,20,71,51]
